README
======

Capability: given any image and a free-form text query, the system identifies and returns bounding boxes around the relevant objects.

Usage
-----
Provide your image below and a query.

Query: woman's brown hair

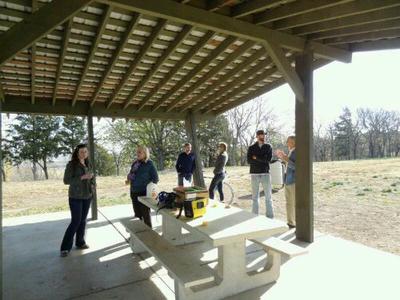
[71,144,90,167]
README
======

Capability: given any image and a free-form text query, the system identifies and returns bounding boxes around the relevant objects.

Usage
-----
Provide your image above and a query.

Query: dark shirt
[63,161,94,199]
[127,160,159,193]
[213,152,228,175]
[285,149,296,185]
[247,142,273,174]
[175,152,196,175]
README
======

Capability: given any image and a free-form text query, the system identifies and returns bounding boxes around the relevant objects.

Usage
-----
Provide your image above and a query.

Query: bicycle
[203,172,236,206]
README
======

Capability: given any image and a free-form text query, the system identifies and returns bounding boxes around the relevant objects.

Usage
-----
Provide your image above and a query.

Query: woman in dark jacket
[60,144,94,257]
[126,145,159,228]
[209,142,228,202]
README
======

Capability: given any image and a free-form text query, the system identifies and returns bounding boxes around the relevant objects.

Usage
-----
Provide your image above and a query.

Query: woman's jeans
[209,172,226,201]
[251,174,274,218]
[131,191,152,228]
[60,198,91,251]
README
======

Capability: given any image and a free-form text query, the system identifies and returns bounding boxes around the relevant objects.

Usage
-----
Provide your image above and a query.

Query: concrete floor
[2,204,400,300]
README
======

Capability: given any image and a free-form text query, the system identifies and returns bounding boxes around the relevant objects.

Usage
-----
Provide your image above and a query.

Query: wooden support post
[184,113,205,187]
[0,100,3,299]
[295,47,314,243]
[87,110,98,220]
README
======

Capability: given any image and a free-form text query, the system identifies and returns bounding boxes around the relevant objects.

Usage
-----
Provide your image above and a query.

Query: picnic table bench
[121,197,307,300]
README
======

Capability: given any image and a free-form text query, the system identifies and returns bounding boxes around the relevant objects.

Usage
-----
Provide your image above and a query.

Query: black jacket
[247,142,273,174]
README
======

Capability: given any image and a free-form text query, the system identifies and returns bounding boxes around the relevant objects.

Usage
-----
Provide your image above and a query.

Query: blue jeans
[251,174,274,218]
[60,198,91,251]
[209,172,225,201]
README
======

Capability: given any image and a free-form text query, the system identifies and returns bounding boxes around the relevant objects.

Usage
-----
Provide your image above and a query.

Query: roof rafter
[100,0,351,62]
[162,36,237,112]
[138,31,215,111]
[188,48,266,112]
[350,37,400,52]
[0,0,93,66]
[254,0,352,24]
[105,18,167,109]
[324,28,400,45]
[293,7,400,36]
[53,20,72,106]
[179,40,255,112]
[127,24,193,110]
[273,0,400,30]
[203,67,279,114]
[72,5,112,107]
[30,0,38,105]
[89,12,141,107]
[231,0,287,18]
[199,59,276,113]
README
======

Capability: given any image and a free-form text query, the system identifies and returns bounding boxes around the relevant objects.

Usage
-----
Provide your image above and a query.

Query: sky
[2,49,400,135]
[263,49,400,134]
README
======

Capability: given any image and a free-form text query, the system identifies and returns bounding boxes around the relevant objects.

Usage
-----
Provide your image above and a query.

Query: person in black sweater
[247,130,274,218]
[175,143,196,186]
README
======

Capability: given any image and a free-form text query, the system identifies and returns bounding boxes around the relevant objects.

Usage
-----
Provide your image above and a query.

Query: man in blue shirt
[276,136,296,229]
[175,143,196,186]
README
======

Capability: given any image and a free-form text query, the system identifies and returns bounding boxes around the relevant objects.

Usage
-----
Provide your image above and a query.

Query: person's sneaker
[60,250,69,257]
[76,244,89,250]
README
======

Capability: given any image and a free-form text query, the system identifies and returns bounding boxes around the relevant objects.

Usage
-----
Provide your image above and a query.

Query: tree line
[1,104,399,181]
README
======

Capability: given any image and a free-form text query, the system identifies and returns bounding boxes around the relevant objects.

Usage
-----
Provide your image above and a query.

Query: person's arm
[150,162,159,184]
[247,146,253,165]
[287,151,295,170]
[175,154,182,173]
[63,162,81,185]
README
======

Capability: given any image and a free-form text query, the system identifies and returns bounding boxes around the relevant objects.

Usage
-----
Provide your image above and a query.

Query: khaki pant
[284,183,295,226]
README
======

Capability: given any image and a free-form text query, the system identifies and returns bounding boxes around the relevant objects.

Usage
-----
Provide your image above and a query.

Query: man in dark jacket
[175,143,196,186]
[247,130,274,218]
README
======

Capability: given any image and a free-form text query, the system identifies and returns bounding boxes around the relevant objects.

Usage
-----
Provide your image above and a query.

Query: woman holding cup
[60,144,95,257]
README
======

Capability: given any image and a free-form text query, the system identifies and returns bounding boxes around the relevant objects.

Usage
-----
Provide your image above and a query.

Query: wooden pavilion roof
[0,0,399,120]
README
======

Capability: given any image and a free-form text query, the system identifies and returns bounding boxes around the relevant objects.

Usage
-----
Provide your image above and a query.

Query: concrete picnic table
[137,196,288,300]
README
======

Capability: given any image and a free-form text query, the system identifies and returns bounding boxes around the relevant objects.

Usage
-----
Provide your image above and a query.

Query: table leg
[162,215,184,244]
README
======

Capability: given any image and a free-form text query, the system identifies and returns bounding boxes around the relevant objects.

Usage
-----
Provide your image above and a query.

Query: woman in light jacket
[60,144,94,257]
[209,142,228,202]
[126,145,159,228]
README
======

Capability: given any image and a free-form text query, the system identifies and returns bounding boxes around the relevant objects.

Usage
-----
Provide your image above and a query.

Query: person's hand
[81,173,93,180]
[275,150,284,158]
[252,155,257,160]
[125,179,130,185]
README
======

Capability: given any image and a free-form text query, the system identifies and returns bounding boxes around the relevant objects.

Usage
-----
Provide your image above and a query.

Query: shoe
[60,250,69,257]
[287,223,296,229]
[76,244,89,250]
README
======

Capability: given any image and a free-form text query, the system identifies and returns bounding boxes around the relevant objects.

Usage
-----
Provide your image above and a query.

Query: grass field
[3,158,400,255]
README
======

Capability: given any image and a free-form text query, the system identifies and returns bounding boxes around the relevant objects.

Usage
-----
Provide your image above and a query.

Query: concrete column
[295,48,314,243]
[87,110,98,220]
[184,113,205,187]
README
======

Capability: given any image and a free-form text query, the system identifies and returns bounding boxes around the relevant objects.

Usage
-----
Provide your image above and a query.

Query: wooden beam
[0,82,4,102]
[127,25,193,110]
[309,19,400,40]
[101,0,351,62]
[87,109,98,220]
[216,78,286,114]
[162,36,237,112]
[72,5,112,106]
[324,28,400,45]
[105,19,167,109]
[215,59,330,115]
[30,0,38,105]
[188,48,266,111]
[350,37,400,52]
[293,7,400,36]
[203,67,279,114]
[179,40,255,112]
[89,13,141,107]
[139,31,214,111]
[3,95,216,121]
[262,41,304,102]
[273,0,400,30]
[231,0,287,19]
[53,20,72,106]
[0,0,93,66]
[295,47,314,243]
[254,0,352,24]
